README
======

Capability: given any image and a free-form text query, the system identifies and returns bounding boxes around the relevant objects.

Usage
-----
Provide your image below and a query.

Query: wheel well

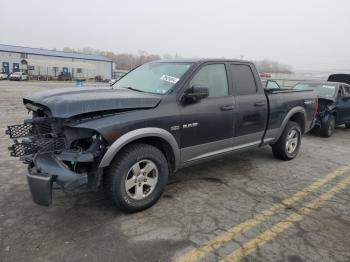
[118,137,176,174]
[332,112,337,122]
[289,112,306,133]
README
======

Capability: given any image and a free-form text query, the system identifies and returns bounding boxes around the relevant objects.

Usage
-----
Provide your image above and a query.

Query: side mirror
[184,85,209,102]
[266,80,280,89]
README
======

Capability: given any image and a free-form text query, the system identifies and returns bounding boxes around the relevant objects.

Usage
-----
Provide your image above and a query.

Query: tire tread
[272,121,301,161]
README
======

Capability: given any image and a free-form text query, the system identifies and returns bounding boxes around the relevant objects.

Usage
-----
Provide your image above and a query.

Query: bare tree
[61,47,291,73]
[255,59,293,74]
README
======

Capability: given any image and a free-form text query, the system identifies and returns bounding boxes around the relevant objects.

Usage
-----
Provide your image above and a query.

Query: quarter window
[190,64,229,97]
[230,64,257,95]
[343,85,350,95]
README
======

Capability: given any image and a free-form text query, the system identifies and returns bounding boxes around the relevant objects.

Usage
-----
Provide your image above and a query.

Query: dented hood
[23,87,161,118]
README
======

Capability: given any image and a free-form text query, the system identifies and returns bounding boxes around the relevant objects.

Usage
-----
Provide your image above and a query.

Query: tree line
[61,47,292,74]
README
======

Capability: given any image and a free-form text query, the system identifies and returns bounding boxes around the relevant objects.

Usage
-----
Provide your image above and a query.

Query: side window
[230,64,257,95]
[338,87,343,97]
[190,64,229,97]
[266,80,280,89]
[343,85,350,95]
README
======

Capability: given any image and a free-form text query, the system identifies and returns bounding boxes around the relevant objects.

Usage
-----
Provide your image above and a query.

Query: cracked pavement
[0,81,349,262]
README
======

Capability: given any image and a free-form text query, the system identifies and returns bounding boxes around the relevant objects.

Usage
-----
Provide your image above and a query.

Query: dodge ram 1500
[6,59,318,212]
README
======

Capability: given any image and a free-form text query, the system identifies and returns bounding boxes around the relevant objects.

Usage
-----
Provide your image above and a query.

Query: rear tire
[272,121,301,161]
[104,143,169,213]
[320,115,335,137]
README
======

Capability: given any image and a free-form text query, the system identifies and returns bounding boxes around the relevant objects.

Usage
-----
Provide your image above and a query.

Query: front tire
[104,143,169,213]
[320,115,335,137]
[345,123,350,129]
[272,121,301,161]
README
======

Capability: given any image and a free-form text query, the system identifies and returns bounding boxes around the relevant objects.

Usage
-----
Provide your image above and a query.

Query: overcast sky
[1,0,350,71]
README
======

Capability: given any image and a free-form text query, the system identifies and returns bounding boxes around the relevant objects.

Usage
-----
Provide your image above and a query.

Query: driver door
[179,63,236,164]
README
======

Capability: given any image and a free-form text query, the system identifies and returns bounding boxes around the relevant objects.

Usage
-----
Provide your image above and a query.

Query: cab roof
[152,58,253,64]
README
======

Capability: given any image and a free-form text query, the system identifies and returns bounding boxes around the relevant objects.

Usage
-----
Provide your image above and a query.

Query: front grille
[6,123,34,138]
[6,117,66,157]
[9,138,66,157]
[6,118,56,139]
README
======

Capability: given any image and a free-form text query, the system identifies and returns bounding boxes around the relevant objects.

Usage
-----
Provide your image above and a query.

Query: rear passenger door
[229,63,268,146]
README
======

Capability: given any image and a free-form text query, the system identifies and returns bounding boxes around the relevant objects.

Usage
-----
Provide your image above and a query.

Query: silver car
[0,73,9,80]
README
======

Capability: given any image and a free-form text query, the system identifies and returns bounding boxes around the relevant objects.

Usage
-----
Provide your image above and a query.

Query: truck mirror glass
[184,85,209,102]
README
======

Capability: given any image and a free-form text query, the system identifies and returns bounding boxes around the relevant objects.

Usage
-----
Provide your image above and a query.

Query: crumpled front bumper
[27,167,53,206]
[6,119,97,206]
[27,153,89,206]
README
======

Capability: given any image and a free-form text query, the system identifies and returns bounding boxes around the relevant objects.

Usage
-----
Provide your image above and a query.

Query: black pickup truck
[6,59,317,212]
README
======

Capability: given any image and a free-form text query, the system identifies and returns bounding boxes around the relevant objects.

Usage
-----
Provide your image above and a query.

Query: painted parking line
[174,166,350,262]
[219,174,350,262]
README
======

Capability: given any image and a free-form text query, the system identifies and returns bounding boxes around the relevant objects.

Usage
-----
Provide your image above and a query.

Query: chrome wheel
[124,160,158,200]
[285,129,298,154]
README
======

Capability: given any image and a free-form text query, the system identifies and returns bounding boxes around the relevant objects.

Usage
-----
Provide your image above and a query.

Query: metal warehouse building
[0,44,112,80]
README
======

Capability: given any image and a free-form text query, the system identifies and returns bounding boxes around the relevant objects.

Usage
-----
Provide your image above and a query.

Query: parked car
[6,59,317,212]
[0,73,9,80]
[294,80,350,137]
[9,72,28,81]
[109,79,117,86]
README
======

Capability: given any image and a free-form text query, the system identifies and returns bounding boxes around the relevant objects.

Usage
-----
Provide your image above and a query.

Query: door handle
[254,101,266,107]
[220,105,234,111]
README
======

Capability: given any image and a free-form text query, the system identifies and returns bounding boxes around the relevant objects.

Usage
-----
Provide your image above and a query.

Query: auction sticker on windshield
[160,75,179,84]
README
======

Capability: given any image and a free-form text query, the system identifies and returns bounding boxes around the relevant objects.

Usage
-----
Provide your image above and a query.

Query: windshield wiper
[122,86,145,93]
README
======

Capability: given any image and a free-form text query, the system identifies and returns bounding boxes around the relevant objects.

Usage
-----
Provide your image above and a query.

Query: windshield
[113,62,192,94]
[294,82,337,98]
[13,72,21,75]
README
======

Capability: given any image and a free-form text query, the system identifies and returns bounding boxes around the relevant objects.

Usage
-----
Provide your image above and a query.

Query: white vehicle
[0,73,9,80]
[9,72,28,81]
[109,79,117,86]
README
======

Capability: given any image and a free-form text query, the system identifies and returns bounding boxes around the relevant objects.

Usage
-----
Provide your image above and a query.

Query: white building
[0,44,112,80]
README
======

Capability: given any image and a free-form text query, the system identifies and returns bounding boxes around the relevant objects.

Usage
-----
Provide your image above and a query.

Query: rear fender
[275,107,307,141]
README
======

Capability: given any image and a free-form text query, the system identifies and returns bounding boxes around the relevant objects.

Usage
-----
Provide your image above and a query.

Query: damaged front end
[314,98,336,128]
[6,110,106,206]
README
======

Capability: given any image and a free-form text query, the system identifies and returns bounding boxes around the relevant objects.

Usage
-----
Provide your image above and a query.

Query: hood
[318,96,336,103]
[24,87,161,118]
[328,74,350,85]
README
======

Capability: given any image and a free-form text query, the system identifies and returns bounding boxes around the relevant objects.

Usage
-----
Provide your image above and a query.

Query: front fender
[98,127,180,170]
